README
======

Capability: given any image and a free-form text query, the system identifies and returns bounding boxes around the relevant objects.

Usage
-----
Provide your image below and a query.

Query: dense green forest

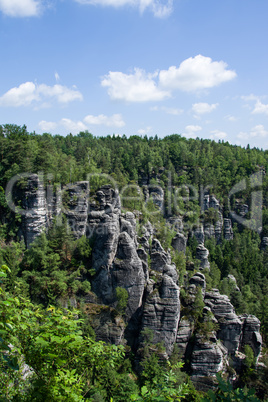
[1,124,268,400]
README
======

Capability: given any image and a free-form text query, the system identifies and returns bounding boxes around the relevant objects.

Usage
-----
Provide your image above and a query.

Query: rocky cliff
[20,175,263,390]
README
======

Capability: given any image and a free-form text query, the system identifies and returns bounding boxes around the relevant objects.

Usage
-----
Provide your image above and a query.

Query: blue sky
[1,0,268,149]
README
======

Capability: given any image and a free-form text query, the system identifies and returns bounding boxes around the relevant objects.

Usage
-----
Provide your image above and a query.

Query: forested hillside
[1,124,268,401]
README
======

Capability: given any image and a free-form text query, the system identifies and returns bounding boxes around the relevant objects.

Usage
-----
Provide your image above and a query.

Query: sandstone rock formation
[22,174,47,248]
[191,333,228,391]
[196,244,210,270]
[19,178,264,389]
[63,181,89,238]
[224,218,233,240]
[171,232,187,254]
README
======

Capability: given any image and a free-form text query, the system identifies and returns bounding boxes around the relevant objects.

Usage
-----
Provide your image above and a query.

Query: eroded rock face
[204,223,215,240]
[176,316,194,358]
[204,195,220,211]
[191,333,228,391]
[172,232,187,254]
[141,274,180,356]
[144,185,164,211]
[193,226,204,244]
[189,272,206,296]
[91,212,120,303]
[84,304,126,345]
[196,244,210,270]
[22,174,47,247]
[89,186,122,304]
[112,232,145,320]
[224,218,233,240]
[239,315,262,360]
[151,238,171,272]
[205,289,242,354]
[261,237,268,250]
[63,181,89,239]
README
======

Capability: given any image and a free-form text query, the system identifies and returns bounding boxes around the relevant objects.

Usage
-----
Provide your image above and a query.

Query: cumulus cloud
[237,125,268,141]
[0,82,83,107]
[192,102,218,117]
[252,100,268,116]
[75,0,173,18]
[102,56,236,102]
[210,129,227,140]
[84,113,125,127]
[250,124,268,138]
[0,0,42,17]
[0,82,39,107]
[101,68,170,102]
[38,120,58,132]
[183,125,202,138]
[61,118,87,133]
[137,126,152,135]
[38,119,87,134]
[159,55,236,92]
[38,113,126,134]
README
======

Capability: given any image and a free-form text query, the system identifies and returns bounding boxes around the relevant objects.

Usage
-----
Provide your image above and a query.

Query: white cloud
[237,125,268,142]
[162,106,184,115]
[61,118,87,133]
[102,55,236,102]
[0,82,83,107]
[237,131,249,140]
[137,126,152,135]
[75,0,173,18]
[150,106,183,115]
[250,124,268,138]
[84,113,125,127]
[38,120,58,132]
[252,100,268,116]
[192,102,218,115]
[0,82,39,107]
[210,129,227,140]
[101,68,170,102]
[38,84,83,103]
[38,119,87,134]
[225,115,237,122]
[241,94,261,102]
[38,113,125,134]
[183,125,202,138]
[0,0,41,17]
[159,55,236,92]
[55,72,60,82]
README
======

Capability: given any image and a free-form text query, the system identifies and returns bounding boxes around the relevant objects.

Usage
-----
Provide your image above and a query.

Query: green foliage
[116,287,129,314]
[192,287,205,321]
[131,362,189,402]
[203,373,260,401]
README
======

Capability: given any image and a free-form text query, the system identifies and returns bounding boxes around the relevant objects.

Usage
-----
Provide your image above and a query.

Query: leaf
[5,323,13,330]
